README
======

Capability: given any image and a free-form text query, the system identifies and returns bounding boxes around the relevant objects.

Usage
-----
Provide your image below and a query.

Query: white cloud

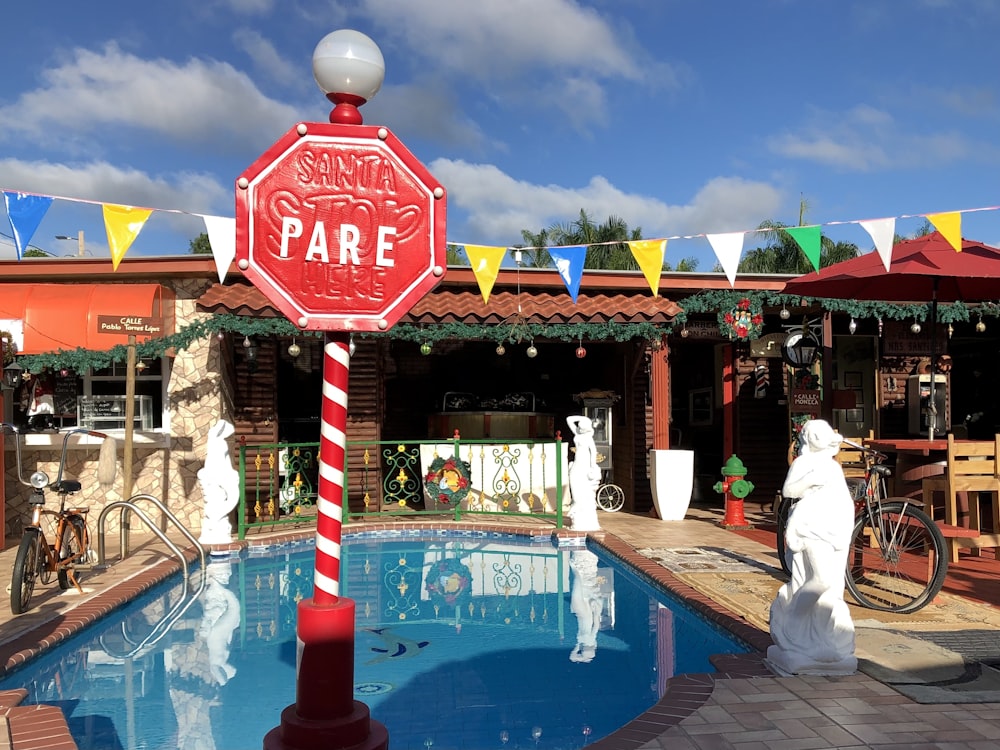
[428,159,783,245]
[362,0,645,82]
[0,157,230,219]
[0,43,302,156]
[766,103,994,171]
[232,28,301,87]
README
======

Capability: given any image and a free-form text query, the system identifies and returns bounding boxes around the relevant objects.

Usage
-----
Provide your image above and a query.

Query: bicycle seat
[53,480,82,494]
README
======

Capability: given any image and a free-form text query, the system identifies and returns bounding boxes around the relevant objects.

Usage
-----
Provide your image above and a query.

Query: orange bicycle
[2,424,117,615]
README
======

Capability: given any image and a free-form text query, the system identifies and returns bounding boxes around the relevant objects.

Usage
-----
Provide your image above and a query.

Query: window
[81,357,168,430]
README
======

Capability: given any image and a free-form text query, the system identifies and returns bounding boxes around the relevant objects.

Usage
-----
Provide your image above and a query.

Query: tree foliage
[189,232,213,254]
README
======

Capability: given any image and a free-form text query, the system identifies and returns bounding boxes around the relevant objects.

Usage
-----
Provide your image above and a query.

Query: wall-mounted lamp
[3,361,23,389]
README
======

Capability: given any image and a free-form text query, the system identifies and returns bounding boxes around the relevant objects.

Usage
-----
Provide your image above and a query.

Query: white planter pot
[650,449,694,521]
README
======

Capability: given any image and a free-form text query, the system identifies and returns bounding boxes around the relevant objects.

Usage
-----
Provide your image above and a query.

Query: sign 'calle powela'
[235,122,447,332]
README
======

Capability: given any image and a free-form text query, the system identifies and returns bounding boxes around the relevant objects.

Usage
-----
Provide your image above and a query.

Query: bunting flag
[203,215,236,283]
[3,191,53,260]
[859,217,896,271]
[465,244,507,304]
[927,211,963,252]
[547,244,587,302]
[785,225,822,272]
[103,204,153,270]
[628,239,667,296]
[706,232,745,287]
[2,185,999,291]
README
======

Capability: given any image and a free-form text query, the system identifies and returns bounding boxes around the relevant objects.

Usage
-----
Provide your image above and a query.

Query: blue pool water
[0,533,749,750]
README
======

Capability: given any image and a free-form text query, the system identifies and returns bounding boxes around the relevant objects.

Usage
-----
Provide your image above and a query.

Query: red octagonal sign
[235,122,447,332]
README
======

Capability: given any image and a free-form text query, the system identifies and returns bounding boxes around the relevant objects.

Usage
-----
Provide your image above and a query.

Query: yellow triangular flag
[103,204,153,269]
[464,244,507,304]
[628,239,666,296]
[926,211,962,252]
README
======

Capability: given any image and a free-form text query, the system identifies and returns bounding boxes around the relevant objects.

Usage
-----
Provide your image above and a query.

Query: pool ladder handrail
[94,493,209,659]
[96,493,207,577]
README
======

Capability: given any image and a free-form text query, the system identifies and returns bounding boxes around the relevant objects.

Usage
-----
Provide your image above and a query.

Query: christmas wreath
[424,455,471,506]
[718,298,764,341]
[425,557,472,607]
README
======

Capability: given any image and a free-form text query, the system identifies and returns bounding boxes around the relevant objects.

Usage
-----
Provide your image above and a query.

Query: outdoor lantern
[3,361,23,389]
[781,329,820,368]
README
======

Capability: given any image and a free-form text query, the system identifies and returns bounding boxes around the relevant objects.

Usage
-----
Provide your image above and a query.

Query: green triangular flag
[786,225,822,271]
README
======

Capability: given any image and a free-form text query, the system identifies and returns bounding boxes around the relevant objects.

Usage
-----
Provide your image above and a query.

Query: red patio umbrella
[781,231,1000,438]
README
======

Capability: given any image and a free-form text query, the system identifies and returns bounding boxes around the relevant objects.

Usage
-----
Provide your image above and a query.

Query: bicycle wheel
[10,528,42,615]
[845,500,947,613]
[596,484,625,512]
[57,516,87,590]
[774,493,796,576]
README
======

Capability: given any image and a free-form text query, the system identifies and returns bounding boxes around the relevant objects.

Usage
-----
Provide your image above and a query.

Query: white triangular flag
[203,215,236,283]
[859,217,896,272]
[706,232,746,287]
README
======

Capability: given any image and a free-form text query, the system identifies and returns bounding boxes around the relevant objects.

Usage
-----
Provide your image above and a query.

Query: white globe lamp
[312,30,385,125]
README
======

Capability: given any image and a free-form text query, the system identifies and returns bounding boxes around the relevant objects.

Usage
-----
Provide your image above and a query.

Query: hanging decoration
[423,456,471,507]
[718,298,764,341]
[424,557,472,609]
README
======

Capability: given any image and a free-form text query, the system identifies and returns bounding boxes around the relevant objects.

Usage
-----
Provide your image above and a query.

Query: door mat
[635,546,775,574]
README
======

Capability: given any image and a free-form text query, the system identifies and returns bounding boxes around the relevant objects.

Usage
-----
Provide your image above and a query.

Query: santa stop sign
[235,121,447,331]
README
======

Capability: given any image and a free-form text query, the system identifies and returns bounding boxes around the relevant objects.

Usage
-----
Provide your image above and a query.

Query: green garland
[12,293,999,374]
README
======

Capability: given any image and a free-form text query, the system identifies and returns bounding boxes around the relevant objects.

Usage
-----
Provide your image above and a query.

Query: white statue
[569,549,603,663]
[200,561,241,686]
[767,419,857,676]
[198,419,240,545]
[566,415,602,532]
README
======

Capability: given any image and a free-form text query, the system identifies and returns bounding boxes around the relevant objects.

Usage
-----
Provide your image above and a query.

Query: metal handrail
[96,496,206,575]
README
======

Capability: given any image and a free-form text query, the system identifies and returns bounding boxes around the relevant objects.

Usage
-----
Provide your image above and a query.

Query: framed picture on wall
[689,387,713,426]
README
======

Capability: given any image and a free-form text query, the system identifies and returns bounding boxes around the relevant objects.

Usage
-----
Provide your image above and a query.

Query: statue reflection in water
[569,549,604,663]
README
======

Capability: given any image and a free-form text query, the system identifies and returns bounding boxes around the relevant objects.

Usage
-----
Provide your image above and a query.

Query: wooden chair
[921,434,1000,562]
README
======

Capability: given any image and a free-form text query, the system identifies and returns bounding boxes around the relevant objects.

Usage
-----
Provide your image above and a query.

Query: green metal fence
[237,435,567,538]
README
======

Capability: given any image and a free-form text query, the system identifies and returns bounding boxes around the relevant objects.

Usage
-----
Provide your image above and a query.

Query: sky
[1,0,998,271]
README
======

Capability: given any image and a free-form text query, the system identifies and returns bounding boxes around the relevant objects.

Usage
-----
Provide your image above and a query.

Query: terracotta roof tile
[197,280,681,324]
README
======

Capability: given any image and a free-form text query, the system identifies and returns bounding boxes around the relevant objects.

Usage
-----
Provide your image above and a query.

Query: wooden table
[866,438,967,521]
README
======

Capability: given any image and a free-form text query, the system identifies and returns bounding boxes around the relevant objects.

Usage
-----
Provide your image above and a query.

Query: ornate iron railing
[237,435,567,538]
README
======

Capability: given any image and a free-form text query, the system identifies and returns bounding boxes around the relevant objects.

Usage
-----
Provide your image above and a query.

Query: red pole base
[263,596,388,750]
[263,703,388,750]
[720,495,754,530]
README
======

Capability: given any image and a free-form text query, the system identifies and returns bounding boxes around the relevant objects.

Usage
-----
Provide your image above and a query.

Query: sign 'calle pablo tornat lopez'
[234,121,447,332]
[97,315,164,336]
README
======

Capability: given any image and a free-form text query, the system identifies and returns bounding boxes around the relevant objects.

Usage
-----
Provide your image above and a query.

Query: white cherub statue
[566,415,602,532]
[198,419,240,545]
[200,561,241,685]
[767,419,857,676]
[569,549,603,663]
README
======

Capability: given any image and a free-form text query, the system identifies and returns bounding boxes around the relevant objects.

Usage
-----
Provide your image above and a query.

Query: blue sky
[1,0,998,270]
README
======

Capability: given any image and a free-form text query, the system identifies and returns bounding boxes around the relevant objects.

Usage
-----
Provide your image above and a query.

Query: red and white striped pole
[264,332,387,750]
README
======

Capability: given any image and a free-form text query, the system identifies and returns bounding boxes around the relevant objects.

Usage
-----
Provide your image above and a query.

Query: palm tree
[518,210,700,271]
[737,220,859,274]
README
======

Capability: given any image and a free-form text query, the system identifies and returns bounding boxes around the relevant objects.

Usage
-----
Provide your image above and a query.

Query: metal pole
[77,230,85,257]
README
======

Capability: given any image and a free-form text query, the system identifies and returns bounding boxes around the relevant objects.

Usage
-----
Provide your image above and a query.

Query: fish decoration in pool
[364,628,430,664]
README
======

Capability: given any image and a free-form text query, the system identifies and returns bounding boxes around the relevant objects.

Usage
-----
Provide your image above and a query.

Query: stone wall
[3,278,227,544]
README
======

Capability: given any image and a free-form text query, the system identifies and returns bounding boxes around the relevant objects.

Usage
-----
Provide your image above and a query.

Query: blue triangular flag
[3,192,53,260]
[547,245,587,302]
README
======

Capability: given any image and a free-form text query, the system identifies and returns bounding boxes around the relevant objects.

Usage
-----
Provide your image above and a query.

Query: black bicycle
[775,440,947,613]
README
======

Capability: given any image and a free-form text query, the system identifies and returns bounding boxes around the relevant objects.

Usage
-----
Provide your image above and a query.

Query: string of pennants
[2,187,996,300]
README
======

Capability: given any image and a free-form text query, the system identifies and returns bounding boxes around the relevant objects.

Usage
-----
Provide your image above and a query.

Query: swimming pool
[0,533,750,749]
